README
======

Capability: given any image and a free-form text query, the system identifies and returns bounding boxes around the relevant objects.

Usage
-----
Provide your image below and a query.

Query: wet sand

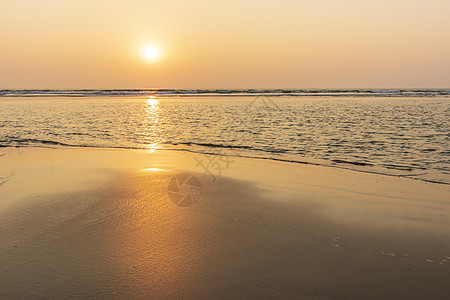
[1,147,450,299]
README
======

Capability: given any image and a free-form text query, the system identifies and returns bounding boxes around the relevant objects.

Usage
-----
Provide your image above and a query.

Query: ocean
[1,89,449,184]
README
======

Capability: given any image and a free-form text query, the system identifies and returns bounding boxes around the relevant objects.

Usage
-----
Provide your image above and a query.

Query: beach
[2,0,450,297]
[1,146,449,299]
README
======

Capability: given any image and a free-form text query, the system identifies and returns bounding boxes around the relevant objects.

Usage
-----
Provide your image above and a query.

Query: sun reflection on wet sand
[105,170,211,297]
[141,167,166,172]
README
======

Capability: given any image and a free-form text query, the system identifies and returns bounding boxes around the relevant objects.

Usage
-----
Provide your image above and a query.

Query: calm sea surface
[1,92,449,184]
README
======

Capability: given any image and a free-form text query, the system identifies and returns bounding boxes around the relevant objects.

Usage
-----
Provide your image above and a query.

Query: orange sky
[1,0,449,89]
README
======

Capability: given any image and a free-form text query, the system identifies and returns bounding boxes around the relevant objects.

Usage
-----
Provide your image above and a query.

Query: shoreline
[1,147,450,298]
[1,145,448,186]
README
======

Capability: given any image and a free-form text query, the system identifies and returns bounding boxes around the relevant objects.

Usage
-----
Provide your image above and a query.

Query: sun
[144,46,159,60]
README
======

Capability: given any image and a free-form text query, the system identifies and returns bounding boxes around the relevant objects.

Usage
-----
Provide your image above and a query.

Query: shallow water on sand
[0,95,449,183]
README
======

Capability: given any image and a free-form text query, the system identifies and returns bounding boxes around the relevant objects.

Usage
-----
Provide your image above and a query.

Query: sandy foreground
[0,147,450,299]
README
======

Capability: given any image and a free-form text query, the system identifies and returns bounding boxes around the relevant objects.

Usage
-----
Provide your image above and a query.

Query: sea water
[1,90,449,184]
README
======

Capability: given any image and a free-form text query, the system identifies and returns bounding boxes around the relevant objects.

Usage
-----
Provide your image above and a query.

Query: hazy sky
[1,0,449,89]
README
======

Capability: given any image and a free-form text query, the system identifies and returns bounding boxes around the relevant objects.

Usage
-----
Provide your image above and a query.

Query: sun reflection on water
[142,97,161,152]
[147,97,159,106]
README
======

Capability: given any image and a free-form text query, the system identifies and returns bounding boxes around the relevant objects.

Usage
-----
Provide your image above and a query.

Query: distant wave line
[1,89,449,98]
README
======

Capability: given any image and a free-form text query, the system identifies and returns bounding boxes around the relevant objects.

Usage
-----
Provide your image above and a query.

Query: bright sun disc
[144,46,158,59]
